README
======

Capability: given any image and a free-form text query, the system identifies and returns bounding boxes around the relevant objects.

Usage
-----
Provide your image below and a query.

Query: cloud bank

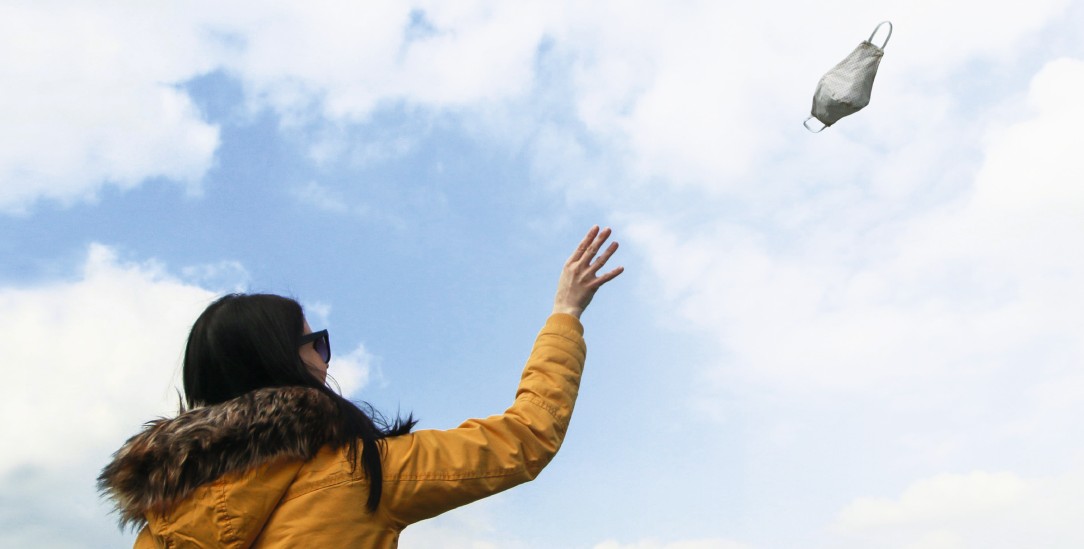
[833,468,1084,548]
[0,245,215,546]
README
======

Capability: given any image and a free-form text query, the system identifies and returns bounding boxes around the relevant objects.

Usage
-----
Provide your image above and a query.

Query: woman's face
[299,319,329,383]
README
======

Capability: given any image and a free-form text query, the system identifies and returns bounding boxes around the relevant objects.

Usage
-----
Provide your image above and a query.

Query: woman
[99,226,623,548]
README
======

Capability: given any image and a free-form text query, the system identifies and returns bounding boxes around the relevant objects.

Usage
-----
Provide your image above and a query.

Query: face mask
[805,21,893,132]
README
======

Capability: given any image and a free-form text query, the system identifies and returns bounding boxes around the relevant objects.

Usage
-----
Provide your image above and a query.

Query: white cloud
[832,468,1084,548]
[293,180,352,213]
[0,1,558,213]
[203,0,1075,191]
[302,299,333,328]
[212,0,552,124]
[0,1,220,214]
[971,57,1084,223]
[613,56,1084,540]
[625,55,1084,397]
[5,0,1073,214]
[882,0,1072,77]
[0,244,215,474]
[0,244,217,546]
[180,260,251,293]
[398,495,530,549]
[534,0,1076,198]
[594,539,753,549]
[329,342,375,399]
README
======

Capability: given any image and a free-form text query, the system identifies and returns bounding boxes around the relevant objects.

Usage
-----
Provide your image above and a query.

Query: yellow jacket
[100,314,586,548]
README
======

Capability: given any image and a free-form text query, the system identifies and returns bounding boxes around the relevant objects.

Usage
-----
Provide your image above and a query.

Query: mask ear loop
[803,116,827,133]
[869,21,893,50]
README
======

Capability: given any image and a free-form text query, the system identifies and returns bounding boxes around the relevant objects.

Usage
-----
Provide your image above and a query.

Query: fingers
[585,227,612,260]
[567,225,600,264]
[590,265,625,289]
[588,241,619,275]
[583,228,623,288]
[570,226,621,280]
[571,226,611,266]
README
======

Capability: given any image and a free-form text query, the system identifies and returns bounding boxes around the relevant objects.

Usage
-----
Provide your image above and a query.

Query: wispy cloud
[180,260,250,293]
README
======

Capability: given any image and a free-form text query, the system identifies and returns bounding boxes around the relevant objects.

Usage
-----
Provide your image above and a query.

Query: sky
[2,1,1084,547]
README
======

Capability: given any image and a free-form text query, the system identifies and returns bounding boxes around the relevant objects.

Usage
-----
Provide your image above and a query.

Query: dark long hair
[182,293,415,511]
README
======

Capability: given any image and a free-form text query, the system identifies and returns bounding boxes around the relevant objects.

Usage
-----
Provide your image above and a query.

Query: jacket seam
[542,332,584,346]
[385,464,532,482]
[523,394,563,421]
[215,482,239,548]
[534,339,586,356]
[282,473,362,503]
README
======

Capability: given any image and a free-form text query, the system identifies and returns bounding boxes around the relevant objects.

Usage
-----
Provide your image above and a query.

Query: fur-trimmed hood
[98,387,342,530]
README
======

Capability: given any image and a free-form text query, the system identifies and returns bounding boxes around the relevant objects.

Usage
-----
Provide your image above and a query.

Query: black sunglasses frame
[298,329,331,363]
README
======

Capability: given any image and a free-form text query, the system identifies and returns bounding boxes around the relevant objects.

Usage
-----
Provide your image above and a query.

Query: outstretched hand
[552,226,624,319]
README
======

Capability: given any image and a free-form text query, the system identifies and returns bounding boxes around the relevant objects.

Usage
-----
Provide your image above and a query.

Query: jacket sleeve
[379,313,586,528]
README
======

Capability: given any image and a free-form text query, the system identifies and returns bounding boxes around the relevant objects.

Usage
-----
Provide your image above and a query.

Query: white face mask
[805,21,893,133]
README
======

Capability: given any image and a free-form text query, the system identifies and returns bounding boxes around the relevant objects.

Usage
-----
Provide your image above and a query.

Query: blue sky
[3,1,1084,548]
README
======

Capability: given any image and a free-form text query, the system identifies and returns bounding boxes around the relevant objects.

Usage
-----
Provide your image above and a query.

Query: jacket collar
[98,386,340,529]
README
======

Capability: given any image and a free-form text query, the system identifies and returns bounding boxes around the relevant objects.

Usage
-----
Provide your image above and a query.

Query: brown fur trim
[98,387,341,530]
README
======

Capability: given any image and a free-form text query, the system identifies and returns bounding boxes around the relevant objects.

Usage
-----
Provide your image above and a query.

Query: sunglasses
[298,329,331,363]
